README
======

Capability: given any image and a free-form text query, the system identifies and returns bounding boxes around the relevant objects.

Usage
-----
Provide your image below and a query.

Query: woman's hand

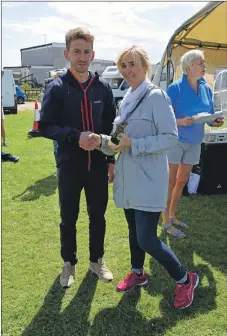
[80,133,101,150]
[177,117,195,126]
[108,134,131,152]
[210,118,224,127]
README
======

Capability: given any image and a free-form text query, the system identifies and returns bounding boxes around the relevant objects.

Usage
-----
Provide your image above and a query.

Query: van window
[107,67,117,72]
[121,81,130,90]
[111,78,124,89]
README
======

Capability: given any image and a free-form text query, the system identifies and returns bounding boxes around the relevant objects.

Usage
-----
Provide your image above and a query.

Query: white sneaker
[89,258,113,282]
[60,262,75,288]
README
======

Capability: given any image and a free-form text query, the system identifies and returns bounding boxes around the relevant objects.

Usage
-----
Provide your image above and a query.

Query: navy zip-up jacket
[39,70,116,170]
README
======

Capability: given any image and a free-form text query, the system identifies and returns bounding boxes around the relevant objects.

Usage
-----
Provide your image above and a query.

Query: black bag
[197,142,227,195]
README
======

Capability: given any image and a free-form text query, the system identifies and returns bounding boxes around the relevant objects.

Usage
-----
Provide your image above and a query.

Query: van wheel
[11,107,18,114]
[17,96,24,104]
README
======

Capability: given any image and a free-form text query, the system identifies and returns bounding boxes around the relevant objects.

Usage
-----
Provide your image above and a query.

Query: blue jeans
[53,140,58,164]
[124,209,186,281]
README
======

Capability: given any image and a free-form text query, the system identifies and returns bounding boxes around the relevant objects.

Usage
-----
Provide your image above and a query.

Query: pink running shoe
[174,272,199,309]
[116,271,148,292]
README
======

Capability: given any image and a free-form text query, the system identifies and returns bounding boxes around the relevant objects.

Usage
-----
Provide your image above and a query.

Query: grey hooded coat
[100,85,178,212]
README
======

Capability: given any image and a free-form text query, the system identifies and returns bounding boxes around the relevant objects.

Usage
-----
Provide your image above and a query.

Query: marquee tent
[153,1,227,89]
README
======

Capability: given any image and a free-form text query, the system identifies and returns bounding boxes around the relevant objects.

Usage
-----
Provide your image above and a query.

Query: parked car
[2,70,18,114]
[16,85,27,104]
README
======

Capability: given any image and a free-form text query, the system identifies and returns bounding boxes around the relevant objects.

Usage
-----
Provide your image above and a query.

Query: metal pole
[166,43,171,87]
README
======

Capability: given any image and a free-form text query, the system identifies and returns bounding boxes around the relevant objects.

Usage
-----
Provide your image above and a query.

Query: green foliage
[20,82,32,91]
[27,95,39,102]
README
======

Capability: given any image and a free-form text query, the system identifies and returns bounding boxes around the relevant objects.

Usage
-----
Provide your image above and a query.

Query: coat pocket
[113,159,123,207]
[130,154,168,208]
[132,155,153,181]
[129,156,154,206]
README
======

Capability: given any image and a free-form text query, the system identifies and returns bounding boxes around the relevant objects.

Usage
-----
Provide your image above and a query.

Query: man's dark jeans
[58,163,108,265]
[124,209,186,281]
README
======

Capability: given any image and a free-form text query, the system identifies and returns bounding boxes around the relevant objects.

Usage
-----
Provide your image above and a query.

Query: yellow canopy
[154,1,227,88]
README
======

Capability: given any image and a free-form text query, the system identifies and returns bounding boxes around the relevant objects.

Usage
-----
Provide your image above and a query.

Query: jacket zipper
[82,77,96,171]
[72,74,96,172]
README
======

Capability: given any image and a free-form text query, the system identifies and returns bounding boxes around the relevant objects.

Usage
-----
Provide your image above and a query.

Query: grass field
[2,111,227,336]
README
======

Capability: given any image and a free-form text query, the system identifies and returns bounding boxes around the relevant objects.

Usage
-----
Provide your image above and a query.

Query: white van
[102,66,130,105]
[2,70,18,114]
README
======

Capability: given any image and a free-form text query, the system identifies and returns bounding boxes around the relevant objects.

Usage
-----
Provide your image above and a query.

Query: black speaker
[198,142,227,195]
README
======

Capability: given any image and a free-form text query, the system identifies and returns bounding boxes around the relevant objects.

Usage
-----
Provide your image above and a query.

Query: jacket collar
[182,74,207,87]
[62,70,99,90]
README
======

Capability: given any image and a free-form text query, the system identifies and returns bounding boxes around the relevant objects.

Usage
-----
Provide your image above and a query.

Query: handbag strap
[124,84,158,121]
[126,84,167,136]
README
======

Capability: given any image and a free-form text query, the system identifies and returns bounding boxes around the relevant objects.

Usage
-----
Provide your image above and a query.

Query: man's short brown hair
[65,27,94,50]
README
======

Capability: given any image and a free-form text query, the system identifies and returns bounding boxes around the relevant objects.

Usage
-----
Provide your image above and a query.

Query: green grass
[2,111,227,336]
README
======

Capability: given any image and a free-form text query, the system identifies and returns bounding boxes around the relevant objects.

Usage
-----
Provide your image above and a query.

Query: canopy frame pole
[172,40,227,49]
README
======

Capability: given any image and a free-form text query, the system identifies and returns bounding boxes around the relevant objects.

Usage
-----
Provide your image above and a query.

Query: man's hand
[177,117,195,126]
[84,133,101,150]
[88,133,102,148]
[108,134,131,152]
[108,163,115,183]
[79,132,100,150]
[210,117,224,127]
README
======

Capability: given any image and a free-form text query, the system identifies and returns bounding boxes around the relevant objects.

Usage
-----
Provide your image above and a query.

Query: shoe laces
[62,263,72,278]
[123,272,135,282]
[174,284,182,295]
[98,259,110,274]
[174,283,188,301]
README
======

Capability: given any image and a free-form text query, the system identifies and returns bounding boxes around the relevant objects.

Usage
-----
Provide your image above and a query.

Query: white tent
[153,1,227,89]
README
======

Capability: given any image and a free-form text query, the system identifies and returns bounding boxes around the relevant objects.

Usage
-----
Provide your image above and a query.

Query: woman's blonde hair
[117,45,152,79]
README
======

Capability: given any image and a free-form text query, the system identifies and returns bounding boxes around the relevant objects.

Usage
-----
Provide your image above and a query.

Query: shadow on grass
[176,194,227,275]
[21,195,223,335]
[90,233,217,336]
[12,174,57,201]
[22,272,98,336]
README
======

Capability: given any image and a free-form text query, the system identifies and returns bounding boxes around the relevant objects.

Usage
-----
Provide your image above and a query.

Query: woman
[161,50,224,238]
[95,46,199,309]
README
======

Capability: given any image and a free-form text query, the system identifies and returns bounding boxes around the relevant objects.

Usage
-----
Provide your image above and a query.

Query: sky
[2,1,208,67]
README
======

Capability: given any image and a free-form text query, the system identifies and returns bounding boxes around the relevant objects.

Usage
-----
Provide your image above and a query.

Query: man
[39,87,59,176]
[39,27,115,288]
